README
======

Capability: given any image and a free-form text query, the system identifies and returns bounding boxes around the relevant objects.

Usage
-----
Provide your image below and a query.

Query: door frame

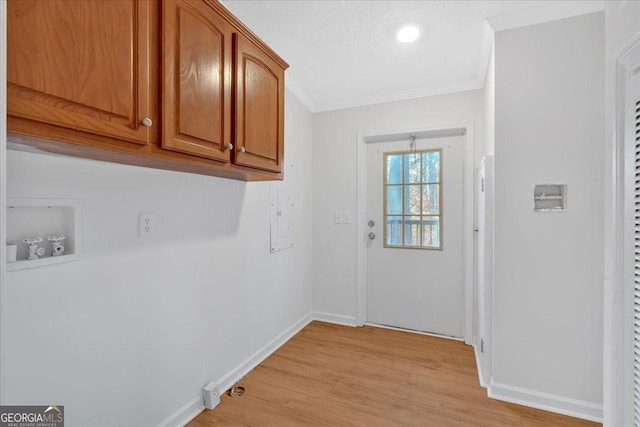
[605,34,640,427]
[355,122,475,344]
[475,155,494,387]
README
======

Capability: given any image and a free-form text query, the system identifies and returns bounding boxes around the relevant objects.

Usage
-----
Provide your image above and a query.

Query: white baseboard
[488,382,603,423]
[312,311,358,327]
[159,312,604,426]
[215,312,314,393]
[156,312,314,427]
[155,394,204,427]
[473,344,488,388]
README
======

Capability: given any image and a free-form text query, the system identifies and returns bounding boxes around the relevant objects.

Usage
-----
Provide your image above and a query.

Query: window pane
[422,184,439,215]
[386,154,402,184]
[403,154,421,183]
[386,216,402,245]
[386,186,402,215]
[383,149,443,250]
[403,185,420,215]
[404,216,421,246]
[422,217,440,248]
[422,151,440,183]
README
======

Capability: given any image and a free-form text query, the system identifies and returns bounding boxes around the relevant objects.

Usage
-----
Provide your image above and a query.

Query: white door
[366,134,464,337]
[625,66,640,427]
[476,155,493,383]
[475,163,485,348]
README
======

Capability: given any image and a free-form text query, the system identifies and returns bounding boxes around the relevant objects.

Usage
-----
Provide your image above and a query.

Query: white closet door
[628,70,640,426]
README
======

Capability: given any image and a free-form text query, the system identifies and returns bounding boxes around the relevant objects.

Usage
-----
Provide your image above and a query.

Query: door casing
[607,35,640,427]
[355,123,475,345]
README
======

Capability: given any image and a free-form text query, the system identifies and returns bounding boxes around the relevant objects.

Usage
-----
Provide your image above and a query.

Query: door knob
[368,220,375,227]
[368,232,376,240]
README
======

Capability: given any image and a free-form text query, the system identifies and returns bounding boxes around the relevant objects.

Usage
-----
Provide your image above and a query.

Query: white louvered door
[630,69,640,426]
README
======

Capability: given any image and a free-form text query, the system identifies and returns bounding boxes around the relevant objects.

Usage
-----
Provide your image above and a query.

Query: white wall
[4,90,313,427]
[483,42,495,158]
[477,34,495,383]
[312,91,484,320]
[492,12,604,416]
[603,1,640,425]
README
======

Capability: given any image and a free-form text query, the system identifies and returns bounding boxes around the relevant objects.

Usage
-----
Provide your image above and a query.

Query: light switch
[335,210,344,224]
[343,210,352,224]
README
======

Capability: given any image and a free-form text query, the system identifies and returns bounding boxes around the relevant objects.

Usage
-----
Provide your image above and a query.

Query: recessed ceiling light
[397,25,420,43]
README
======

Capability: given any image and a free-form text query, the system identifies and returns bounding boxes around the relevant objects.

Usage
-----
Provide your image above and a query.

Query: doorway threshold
[364,322,464,342]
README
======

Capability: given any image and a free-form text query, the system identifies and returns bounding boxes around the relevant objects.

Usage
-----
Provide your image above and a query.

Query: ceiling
[221,1,604,112]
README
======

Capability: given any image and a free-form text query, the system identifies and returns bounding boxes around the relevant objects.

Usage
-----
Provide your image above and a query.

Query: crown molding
[313,79,482,113]
[287,1,605,114]
[476,20,495,91]
[285,75,317,113]
[486,0,605,32]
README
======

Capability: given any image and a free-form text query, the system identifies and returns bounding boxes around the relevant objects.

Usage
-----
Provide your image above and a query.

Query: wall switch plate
[138,212,155,237]
[335,210,344,224]
[343,210,352,224]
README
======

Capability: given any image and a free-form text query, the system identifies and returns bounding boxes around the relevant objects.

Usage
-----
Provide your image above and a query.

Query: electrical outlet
[335,210,344,224]
[203,382,220,410]
[138,212,155,237]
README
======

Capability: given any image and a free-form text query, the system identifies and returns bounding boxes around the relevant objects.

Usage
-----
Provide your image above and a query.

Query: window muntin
[383,149,442,249]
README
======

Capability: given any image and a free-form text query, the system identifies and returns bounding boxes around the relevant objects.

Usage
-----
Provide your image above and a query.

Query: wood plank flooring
[188,321,600,426]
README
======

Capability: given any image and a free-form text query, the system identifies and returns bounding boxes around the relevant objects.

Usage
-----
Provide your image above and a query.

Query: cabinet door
[234,34,285,173]
[162,0,232,162]
[7,0,152,145]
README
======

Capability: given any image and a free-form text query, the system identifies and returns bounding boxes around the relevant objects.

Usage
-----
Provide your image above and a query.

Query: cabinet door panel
[162,0,231,162]
[234,34,284,173]
[7,0,151,145]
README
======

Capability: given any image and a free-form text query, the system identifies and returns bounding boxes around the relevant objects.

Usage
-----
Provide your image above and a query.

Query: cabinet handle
[240,147,246,153]
[226,143,234,151]
[141,117,153,127]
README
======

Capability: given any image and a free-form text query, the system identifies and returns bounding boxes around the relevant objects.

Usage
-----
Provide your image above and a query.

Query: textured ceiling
[221,1,604,112]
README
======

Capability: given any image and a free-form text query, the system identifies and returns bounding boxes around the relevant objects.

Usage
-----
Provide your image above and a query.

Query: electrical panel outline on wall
[270,184,294,252]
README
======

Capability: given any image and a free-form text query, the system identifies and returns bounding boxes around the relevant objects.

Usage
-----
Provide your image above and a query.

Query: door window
[384,149,442,249]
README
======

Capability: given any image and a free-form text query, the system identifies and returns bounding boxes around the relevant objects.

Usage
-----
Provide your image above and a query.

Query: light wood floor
[188,321,600,426]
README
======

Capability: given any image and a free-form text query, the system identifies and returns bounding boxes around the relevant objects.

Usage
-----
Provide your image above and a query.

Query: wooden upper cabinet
[162,0,232,162]
[233,33,285,174]
[7,0,289,181]
[7,0,153,145]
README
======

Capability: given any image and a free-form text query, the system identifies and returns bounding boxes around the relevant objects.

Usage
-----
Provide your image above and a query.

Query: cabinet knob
[240,147,246,153]
[226,143,234,151]
[141,117,153,127]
